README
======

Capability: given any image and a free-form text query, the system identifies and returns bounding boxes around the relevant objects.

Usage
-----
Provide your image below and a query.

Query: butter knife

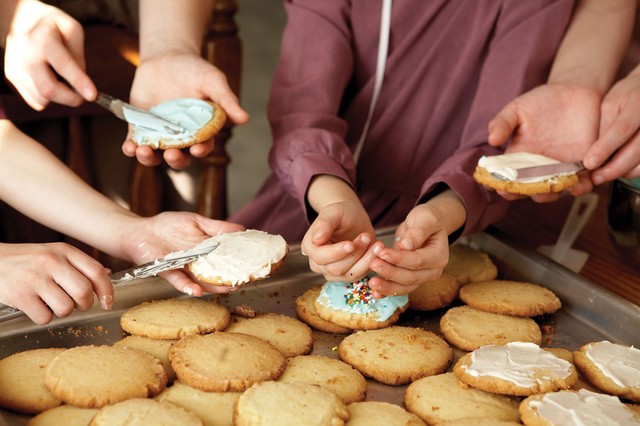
[95,92,186,135]
[491,161,584,181]
[0,241,219,321]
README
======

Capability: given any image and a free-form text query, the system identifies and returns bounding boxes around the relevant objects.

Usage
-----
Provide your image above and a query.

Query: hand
[0,242,113,324]
[3,0,96,110]
[367,204,450,298]
[586,72,640,184]
[119,212,245,295]
[488,83,601,202]
[122,52,249,169]
[301,200,376,283]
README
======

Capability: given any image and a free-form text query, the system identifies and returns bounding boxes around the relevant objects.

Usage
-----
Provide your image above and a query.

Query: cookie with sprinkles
[313,275,409,330]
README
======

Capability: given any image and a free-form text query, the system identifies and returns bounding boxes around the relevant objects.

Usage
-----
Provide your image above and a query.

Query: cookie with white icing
[453,342,578,396]
[573,341,640,402]
[473,152,579,195]
[313,275,409,330]
[519,389,640,426]
[187,229,288,287]
[127,98,226,149]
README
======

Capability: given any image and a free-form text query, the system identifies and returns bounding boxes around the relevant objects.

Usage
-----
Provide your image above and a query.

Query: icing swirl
[478,152,571,183]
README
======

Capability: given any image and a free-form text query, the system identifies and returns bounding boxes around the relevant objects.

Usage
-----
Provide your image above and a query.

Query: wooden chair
[0,0,241,266]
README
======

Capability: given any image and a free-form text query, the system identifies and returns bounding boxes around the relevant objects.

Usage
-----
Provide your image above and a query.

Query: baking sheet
[0,227,638,425]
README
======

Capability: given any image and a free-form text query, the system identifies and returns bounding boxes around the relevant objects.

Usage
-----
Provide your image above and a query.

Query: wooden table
[494,183,640,307]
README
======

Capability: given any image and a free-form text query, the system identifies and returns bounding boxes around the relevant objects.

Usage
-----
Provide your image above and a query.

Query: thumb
[488,102,520,147]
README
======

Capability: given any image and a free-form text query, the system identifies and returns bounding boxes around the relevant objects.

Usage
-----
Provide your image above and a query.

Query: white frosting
[188,229,287,286]
[478,152,569,182]
[463,342,573,387]
[124,98,215,148]
[585,341,640,388]
[530,389,638,425]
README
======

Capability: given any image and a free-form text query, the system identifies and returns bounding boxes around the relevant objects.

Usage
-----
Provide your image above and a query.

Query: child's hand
[0,243,113,324]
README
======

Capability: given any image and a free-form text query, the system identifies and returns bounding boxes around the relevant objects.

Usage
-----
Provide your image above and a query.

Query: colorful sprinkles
[344,276,375,306]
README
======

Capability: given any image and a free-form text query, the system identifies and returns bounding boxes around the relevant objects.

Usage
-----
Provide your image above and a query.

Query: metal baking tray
[1,227,638,425]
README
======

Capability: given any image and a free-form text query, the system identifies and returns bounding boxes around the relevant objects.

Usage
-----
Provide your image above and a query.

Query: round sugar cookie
[439,419,522,426]
[295,286,352,334]
[408,272,460,311]
[440,305,542,351]
[157,381,241,426]
[473,152,579,195]
[128,98,226,150]
[278,355,367,404]
[346,401,425,426]
[44,345,167,408]
[519,389,640,426]
[89,398,202,425]
[168,332,286,392]
[224,313,313,358]
[404,372,520,425]
[573,341,640,402]
[459,280,561,317]
[313,278,409,330]
[445,244,498,285]
[113,335,177,383]
[27,405,99,426]
[120,297,230,339]
[338,326,452,385]
[0,348,65,414]
[453,342,578,397]
[234,381,350,426]
[543,347,600,392]
[188,229,288,287]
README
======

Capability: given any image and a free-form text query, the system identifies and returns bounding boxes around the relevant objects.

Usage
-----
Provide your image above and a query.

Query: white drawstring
[353,0,392,164]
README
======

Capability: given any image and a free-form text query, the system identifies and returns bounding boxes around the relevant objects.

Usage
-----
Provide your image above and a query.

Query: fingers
[591,133,640,184]
[368,269,436,298]
[487,102,519,147]
[188,139,215,159]
[585,109,639,171]
[160,270,205,297]
[312,237,378,281]
[163,149,192,169]
[201,69,249,125]
[135,145,163,167]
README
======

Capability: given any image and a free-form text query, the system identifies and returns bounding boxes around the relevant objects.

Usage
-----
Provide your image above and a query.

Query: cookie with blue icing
[313,275,409,330]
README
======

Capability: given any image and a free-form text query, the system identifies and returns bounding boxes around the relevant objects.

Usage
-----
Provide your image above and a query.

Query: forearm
[138,0,215,60]
[0,121,136,256]
[549,0,636,94]
[423,189,466,236]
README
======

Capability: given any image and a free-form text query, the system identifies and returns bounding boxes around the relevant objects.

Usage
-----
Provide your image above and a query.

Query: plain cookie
[408,272,460,311]
[89,398,202,425]
[459,280,561,317]
[27,405,99,426]
[347,401,425,426]
[113,335,177,383]
[445,244,498,285]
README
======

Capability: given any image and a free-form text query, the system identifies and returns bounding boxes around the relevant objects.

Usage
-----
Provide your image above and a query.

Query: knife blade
[95,92,186,135]
[491,161,584,181]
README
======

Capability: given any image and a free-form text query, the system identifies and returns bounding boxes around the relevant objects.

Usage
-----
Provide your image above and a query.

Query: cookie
[168,332,286,392]
[459,280,561,317]
[0,348,65,414]
[408,272,460,311]
[543,347,600,392]
[439,419,522,426]
[120,297,230,339]
[295,286,352,334]
[128,98,226,149]
[89,398,202,425]
[473,152,579,195]
[573,340,640,402]
[224,313,314,358]
[278,355,367,404]
[519,389,640,426]
[313,276,409,330]
[453,342,578,396]
[445,244,498,285]
[188,229,288,287]
[44,345,167,408]
[404,372,520,425]
[113,335,177,383]
[346,401,425,426]
[234,381,350,426]
[338,326,452,385]
[440,305,542,351]
[157,380,241,426]
[27,405,99,426]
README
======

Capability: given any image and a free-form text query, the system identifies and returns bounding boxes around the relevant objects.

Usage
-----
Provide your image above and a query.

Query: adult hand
[488,83,601,202]
[120,212,245,295]
[585,72,640,184]
[123,52,249,169]
[301,200,376,283]
[0,242,112,325]
[3,0,96,110]
[367,203,450,298]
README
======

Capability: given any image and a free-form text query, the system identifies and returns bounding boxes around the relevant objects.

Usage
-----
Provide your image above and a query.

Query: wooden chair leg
[130,163,164,217]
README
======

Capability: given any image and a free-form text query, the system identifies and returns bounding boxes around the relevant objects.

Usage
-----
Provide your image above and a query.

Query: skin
[301,175,466,298]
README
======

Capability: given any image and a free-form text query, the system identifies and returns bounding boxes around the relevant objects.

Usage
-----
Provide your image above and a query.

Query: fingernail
[373,245,382,255]
[343,244,354,253]
[83,88,94,100]
[584,155,598,169]
[313,231,324,241]
[100,294,113,310]
[361,235,371,245]
[400,238,413,250]
[592,174,605,185]
[183,286,194,296]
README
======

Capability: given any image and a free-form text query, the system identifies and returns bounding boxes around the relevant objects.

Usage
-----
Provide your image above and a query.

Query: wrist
[307,175,360,213]
[424,190,466,236]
